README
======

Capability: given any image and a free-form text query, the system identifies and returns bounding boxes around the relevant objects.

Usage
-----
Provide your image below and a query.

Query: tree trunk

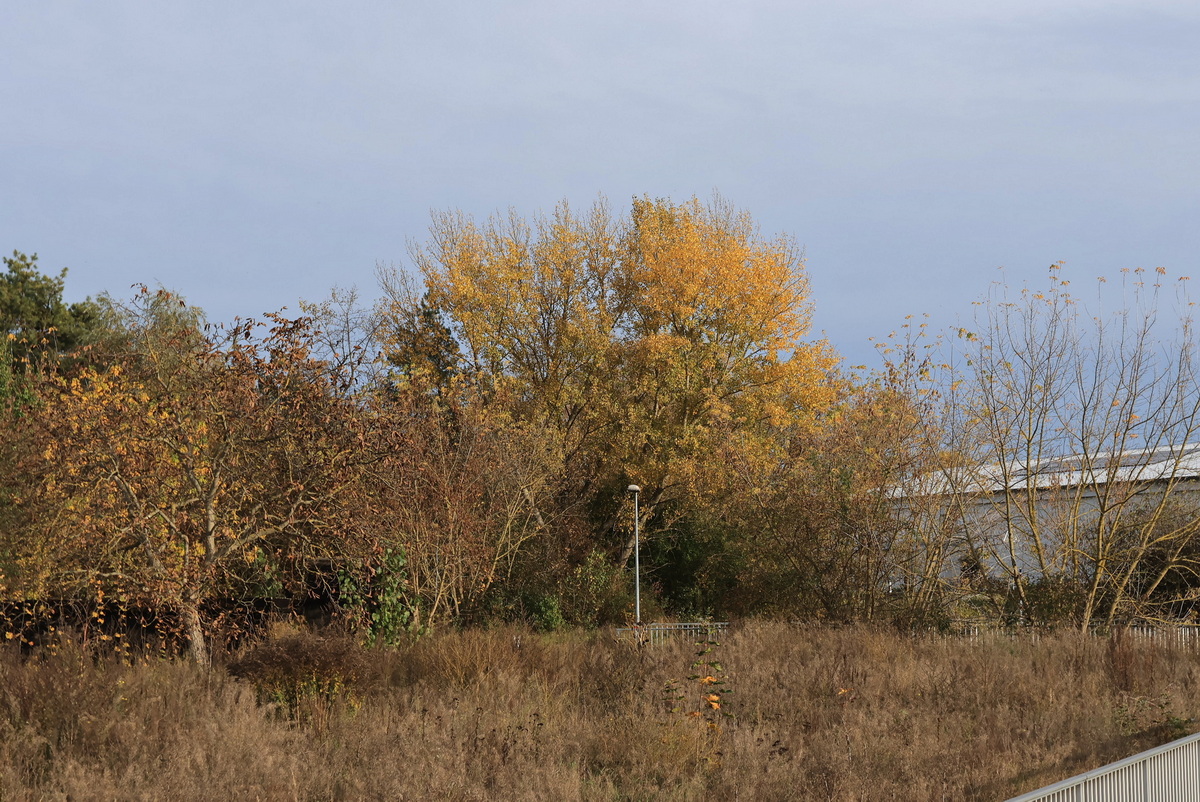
[183,600,209,665]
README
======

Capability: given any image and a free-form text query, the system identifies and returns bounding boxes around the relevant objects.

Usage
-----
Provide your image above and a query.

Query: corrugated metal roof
[900,444,1200,497]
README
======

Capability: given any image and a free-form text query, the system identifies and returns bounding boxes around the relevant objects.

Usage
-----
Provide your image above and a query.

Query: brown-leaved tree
[7,289,370,662]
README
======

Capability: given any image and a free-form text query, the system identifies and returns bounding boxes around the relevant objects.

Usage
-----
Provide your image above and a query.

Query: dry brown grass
[0,622,1197,800]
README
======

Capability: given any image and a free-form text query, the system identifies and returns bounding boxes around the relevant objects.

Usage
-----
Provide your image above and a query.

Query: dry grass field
[1,622,1197,800]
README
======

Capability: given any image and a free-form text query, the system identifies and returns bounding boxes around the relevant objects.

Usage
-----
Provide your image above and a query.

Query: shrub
[226,628,367,726]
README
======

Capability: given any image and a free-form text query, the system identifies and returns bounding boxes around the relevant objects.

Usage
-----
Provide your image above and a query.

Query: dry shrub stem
[0,623,1196,800]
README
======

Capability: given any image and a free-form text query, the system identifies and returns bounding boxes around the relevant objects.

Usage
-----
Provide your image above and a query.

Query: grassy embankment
[1,622,1197,800]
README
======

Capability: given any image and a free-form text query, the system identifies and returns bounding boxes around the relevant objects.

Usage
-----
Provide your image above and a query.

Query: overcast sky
[3,1,1197,367]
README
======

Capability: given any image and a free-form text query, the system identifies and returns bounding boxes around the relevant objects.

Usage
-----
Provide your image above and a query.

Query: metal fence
[1122,624,1200,650]
[1007,729,1200,802]
[947,621,1200,650]
[614,622,729,647]
[617,620,1200,649]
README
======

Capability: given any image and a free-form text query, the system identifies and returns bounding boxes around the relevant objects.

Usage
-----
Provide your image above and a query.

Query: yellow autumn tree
[611,197,836,505]
[379,195,839,575]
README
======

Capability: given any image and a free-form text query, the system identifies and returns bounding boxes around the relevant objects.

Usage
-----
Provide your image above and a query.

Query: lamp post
[627,485,641,624]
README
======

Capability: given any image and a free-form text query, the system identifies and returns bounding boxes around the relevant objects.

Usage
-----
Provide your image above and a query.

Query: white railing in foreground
[614,622,729,646]
[1007,729,1200,802]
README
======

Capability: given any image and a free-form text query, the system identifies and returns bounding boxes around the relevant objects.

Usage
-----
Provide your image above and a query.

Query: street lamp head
[627,485,641,493]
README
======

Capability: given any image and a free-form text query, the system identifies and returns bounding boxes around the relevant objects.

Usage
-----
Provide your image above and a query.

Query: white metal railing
[1122,625,1200,649]
[947,621,1200,649]
[614,622,729,646]
[1007,729,1200,802]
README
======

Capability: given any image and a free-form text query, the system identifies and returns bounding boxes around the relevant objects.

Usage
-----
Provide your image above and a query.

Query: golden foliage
[383,195,839,517]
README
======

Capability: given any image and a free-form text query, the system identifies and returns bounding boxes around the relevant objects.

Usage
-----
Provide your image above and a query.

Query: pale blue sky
[3,1,1197,366]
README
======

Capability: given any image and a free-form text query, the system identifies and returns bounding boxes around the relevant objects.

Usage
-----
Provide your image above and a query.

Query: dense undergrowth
[1,622,1197,800]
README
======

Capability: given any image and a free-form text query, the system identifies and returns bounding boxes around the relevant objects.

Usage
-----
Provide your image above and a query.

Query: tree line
[3,198,1200,660]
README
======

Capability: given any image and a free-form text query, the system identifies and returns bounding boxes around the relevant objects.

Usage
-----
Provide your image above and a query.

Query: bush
[337,548,414,645]
[226,627,367,725]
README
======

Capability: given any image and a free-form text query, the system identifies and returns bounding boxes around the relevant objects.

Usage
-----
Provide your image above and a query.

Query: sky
[2,1,1198,368]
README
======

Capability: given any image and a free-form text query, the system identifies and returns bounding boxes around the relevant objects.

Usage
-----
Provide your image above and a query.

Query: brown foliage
[5,291,373,662]
[359,388,559,630]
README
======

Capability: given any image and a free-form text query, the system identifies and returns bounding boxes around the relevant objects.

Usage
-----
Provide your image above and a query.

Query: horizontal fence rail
[614,622,729,647]
[1007,730,1200,802]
